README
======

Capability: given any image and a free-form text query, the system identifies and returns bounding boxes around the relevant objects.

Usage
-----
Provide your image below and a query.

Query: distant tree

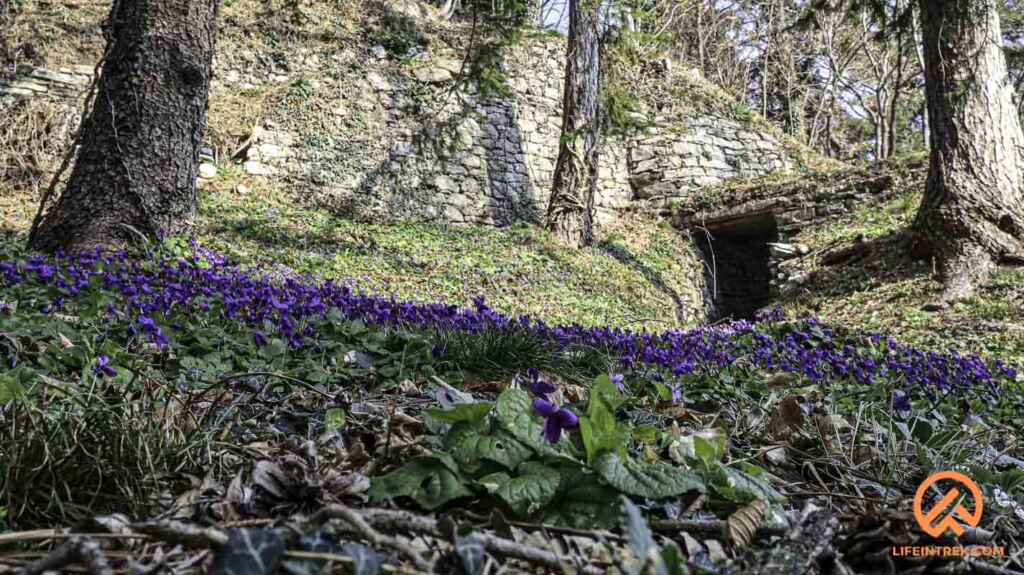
[914,0,1024,305]
[545,0,602,248]
[28,0,220,253]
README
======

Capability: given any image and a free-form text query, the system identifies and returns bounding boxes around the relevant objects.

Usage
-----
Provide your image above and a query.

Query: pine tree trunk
[545,0,601,248]
[914,0,1024,305]
[29,0,220,253]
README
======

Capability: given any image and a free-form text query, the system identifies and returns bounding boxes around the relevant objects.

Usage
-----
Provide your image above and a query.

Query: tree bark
[28,0,220,253]
[545,0,601,248]
[914,0,1024,305]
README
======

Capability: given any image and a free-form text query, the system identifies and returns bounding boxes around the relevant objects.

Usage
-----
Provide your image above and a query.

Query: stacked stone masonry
[1,37,797,229]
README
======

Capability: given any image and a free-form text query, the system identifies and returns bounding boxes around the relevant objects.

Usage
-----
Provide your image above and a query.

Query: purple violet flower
[92,355,117,378]
[522,368,556,399]
[532,398,578,443]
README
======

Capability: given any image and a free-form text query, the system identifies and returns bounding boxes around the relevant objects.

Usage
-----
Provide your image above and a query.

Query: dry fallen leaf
[765,372,797,388]
[704,539,729,562]
[763,445,787,465]
[728,499,767,546]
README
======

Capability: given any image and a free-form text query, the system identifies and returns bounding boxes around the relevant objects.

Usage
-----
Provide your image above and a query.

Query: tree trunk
[545,0,601,248]
[525,0,542,28]
[914,0,1024,305]
[28,0,219,253]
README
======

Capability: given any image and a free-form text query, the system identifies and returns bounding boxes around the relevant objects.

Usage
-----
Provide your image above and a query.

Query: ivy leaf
[492,462,561,517]
[209,529,285,575]
[368,454,473,510]
[446,423,533,472]
[595,452,705,499]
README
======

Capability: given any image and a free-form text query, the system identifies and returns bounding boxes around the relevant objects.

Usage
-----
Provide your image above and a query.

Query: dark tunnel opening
[694,214,779,321]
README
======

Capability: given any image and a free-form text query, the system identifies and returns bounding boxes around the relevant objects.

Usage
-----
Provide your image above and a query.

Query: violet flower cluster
[519,368,579,443]
[1,247,1019,414]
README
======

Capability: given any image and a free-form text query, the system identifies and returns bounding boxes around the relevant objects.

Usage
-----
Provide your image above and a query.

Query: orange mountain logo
[913,471,984,538]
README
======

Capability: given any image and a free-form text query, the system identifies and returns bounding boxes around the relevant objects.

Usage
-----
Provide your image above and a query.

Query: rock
[433,174,458,192]
[366,71,391,92]
[768,242,804,259]
[198,163,218,179]
[258,143,284,159]
[244,161,276,176]
[391,0,422,18]
[237,184,251,195]
[371,45,388,60]
[412,66,453,84]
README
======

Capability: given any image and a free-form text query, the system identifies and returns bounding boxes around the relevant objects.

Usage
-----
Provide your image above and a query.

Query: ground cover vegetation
[1,0,1024,573]
[0,237,1021,573]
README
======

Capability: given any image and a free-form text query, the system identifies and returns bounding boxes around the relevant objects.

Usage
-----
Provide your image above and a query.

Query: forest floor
[2,3,1023,572]
[0,169,1023,574]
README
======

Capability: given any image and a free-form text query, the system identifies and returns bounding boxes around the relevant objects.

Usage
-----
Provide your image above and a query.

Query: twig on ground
[311,504,431,571]
[132,520,229,550]
[963,559,1024,575]
[339,507,606,574]
[649,518,788,539]
[16,536,112,575]
[283,550,428,574]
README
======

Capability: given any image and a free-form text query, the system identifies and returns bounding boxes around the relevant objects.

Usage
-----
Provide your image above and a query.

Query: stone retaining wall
[1,35,799,229]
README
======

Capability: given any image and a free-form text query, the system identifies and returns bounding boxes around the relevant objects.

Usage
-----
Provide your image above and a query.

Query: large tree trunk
[545,0,601,248]
[28,0,219,253]
[914,0,1024,305]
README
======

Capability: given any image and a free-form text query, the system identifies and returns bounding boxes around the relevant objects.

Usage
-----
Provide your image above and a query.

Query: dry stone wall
[1,33,798,229]
[629,117,793,206]
[0,65,93,101]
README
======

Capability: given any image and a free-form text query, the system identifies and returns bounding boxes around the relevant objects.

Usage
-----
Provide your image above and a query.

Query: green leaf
[477,472,512,493]
[621,496,657,563]
[633,424,661,444]
[369,455,473,510]
[446,423,533,471]
[324,407,346,432]
[0,367,35,405]
[541,466,622,528]
[595,452,705,499]
[579,405,628,465]
[492,462,561,517]
[707,465,785,504]
[494,389,572,459]
[592,374,627,411]
[667,428,726,470]
[427,403,493,425]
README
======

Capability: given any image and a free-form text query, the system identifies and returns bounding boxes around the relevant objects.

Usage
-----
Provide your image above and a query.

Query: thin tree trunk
[545,0,601,248]
[28,0,219,253]
[915,0,1024,305]
[911,3,929,148]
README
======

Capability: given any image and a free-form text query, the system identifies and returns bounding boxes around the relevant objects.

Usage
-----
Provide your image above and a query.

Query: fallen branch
[16,536,112,575]
[333,507,605,574]
[649,518,787,539]
[132,520,229,550]
[311,505,431,571]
